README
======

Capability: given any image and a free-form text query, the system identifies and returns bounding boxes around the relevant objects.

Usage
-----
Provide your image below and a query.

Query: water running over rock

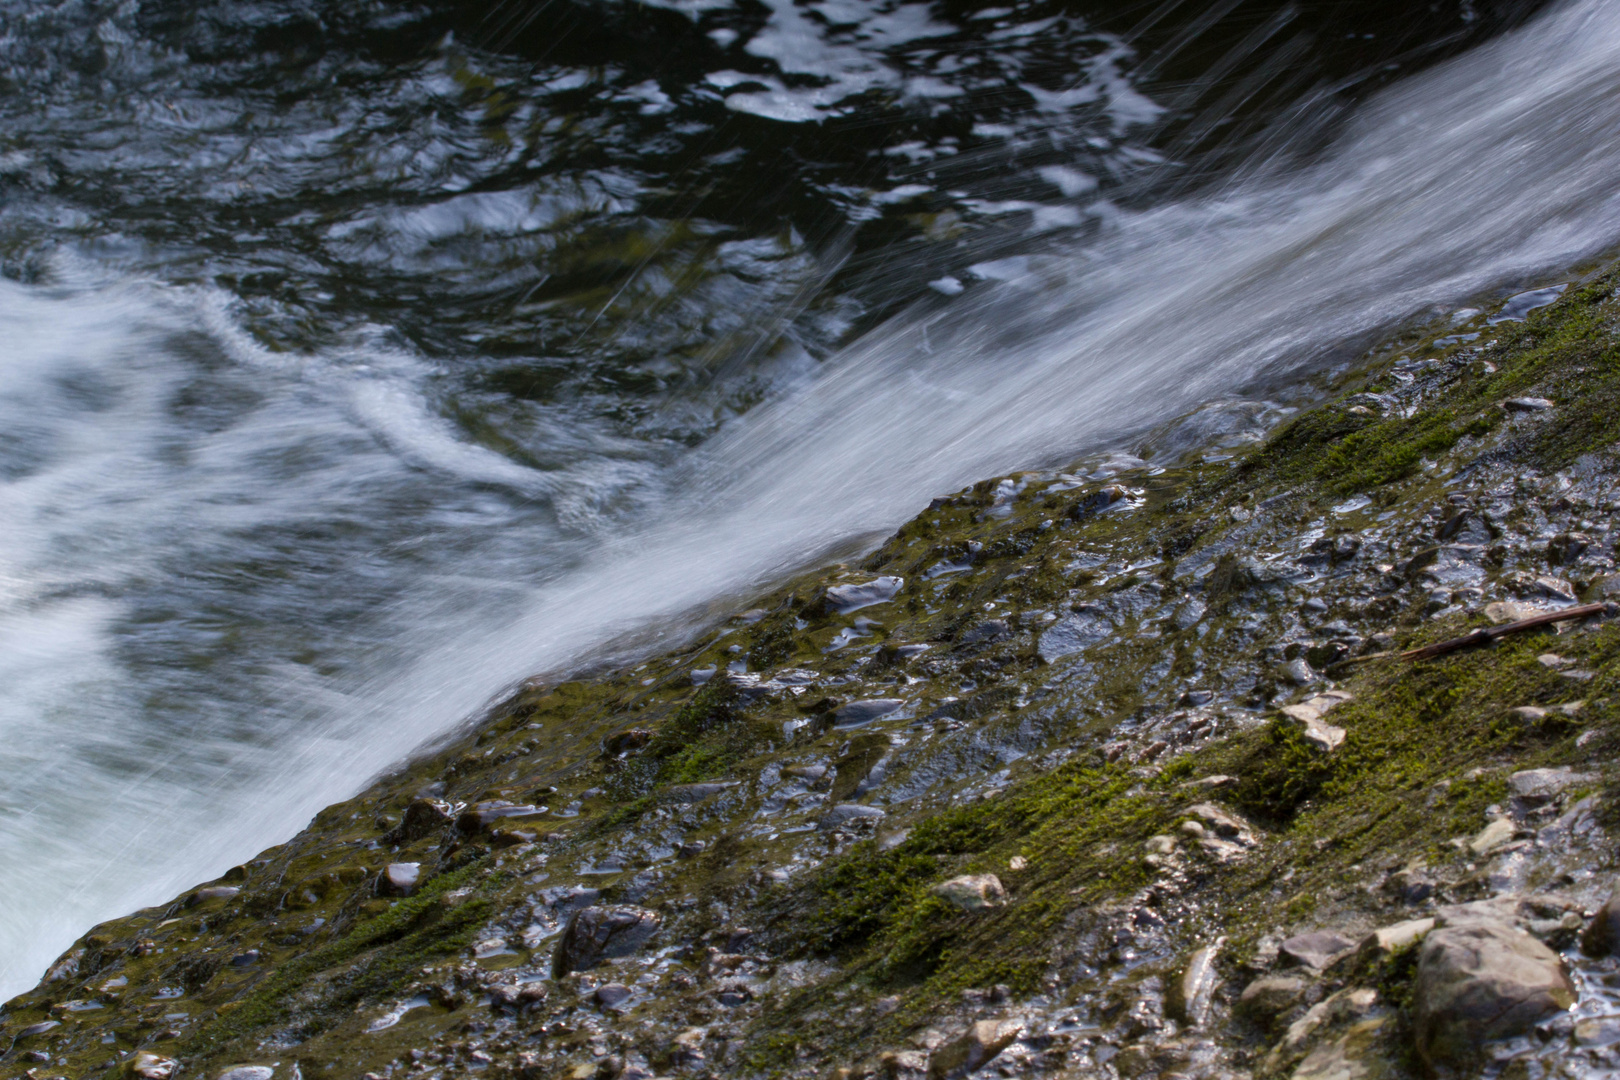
[0,0,1610,998]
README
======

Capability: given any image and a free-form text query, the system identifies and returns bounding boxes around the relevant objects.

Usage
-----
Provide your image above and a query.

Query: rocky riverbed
[8,262,1620,1080]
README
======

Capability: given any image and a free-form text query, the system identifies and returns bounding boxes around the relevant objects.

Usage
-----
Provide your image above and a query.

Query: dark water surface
[0,0,1590,993]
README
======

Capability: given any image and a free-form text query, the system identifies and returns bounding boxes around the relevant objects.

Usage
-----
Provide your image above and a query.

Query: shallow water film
[0,0,1614,1000]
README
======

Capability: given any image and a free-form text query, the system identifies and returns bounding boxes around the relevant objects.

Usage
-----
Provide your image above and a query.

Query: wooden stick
[1400,602,1608,661]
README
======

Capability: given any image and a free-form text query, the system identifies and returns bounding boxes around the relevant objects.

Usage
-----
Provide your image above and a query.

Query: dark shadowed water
[0,0,1602,994]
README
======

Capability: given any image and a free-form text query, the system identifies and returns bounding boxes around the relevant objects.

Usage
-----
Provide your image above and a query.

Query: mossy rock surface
[8,266,1620,1080]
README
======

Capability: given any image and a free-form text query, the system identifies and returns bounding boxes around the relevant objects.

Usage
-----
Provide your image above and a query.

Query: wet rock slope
[13,263,1620,1080]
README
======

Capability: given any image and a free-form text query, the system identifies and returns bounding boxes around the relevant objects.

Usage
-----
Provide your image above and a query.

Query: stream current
[0,0,1616,995]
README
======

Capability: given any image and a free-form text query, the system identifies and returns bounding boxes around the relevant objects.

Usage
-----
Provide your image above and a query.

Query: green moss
[748,618,801,669]
[598,679,778,823]
[1228,271,1620,496]
[781,762,1159,994]
[180,858,497,1058]
[763,609,1617,1047]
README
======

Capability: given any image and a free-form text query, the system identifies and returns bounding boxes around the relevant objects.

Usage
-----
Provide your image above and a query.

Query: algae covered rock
[1238,974,1310,1027]
[1413,920,1576,1068]
[1291,1017,1394,1080]
[382,797,453,844]
[1267,987,1380,1072]
[659,781,740,803]
[823,576,903,614]
[955,619,1011,647]
[552,905,662,977]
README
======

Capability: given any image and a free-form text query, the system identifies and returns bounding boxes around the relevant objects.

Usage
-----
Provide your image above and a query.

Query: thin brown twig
[1328,602,1610,669]
[1400,601,1608,661]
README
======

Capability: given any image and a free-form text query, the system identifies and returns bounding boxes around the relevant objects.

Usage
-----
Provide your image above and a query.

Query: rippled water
[0,0,1595,995]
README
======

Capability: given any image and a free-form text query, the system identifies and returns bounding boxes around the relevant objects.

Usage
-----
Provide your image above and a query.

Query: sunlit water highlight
[4,0,1620,995]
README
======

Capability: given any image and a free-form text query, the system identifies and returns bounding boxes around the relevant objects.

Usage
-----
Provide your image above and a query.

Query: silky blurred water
[0,0,1603,995]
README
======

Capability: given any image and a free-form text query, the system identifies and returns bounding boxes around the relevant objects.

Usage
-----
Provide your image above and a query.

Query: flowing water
[0,0,1612,996]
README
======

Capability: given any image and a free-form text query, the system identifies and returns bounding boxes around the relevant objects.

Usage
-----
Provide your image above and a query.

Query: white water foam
[0,273,649,995]
[7,0,1620,998]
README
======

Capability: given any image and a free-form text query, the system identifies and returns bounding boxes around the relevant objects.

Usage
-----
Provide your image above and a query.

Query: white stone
[1468,818,1516,856]
[217,1068,276,1080]
[931,874,1006,911]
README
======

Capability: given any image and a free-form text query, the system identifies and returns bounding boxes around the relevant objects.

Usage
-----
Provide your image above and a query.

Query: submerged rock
[189,886,240,904]
[834,699,904,726]
[1413,920,1576,1068]
[824,576,904,614]
[659,781,740,803]
[552,905,662,977]
[819,803,885,830]
[927,1019,1020,1079]
[593,982,633,1008]
[457,801,548,832]
[1038,607,1113,662]
[1280,657,1317,686]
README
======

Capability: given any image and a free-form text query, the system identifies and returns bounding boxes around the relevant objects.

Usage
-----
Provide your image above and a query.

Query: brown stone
[927,1021,1019,1079]
[1413,920,1576,1068]
[1582,891,1620,957]
[1280,931,1357,971]
[1237,975,1309,1027]
[383,798,453,844]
